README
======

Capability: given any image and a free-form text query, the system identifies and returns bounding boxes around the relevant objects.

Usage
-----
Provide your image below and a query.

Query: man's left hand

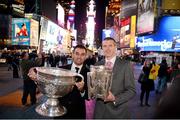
[75,80,84,92]
[104,91,115,102]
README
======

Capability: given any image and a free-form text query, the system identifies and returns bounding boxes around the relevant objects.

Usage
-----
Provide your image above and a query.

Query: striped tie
[105,61,113,70]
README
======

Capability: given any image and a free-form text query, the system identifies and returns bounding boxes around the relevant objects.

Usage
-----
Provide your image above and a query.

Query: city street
[0,63,161,119]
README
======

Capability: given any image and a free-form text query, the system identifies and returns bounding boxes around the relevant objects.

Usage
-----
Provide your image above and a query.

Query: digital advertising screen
[137,0,155,35]
[120,0,137,18]
[12,18,30,45]
[39,16,48,40]
[137,16,180,52]
[46,20,60,44]
[57,4,65,27]
[30,19,39,46]
[130,15,136,48]
[102,28,115,41]
[119,15,136,48]
[41,19,67,53]
[120,17,131,48]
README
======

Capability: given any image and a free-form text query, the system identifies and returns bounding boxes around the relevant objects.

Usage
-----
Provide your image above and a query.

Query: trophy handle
[75,73,84,82]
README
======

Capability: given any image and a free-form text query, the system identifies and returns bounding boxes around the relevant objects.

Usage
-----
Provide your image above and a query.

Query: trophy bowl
[34,67,84,117]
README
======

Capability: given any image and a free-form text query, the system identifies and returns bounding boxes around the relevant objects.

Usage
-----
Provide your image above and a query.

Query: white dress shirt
[71,62,83,73]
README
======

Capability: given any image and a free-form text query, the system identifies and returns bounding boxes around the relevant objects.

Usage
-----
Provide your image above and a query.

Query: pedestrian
[169,59,180,82]
[57,45,89,119]
[93,37,136,119]
[156,59,168,94]
[154,60,180,118]
[12,55,19,78]
[139,59,154,107]
[20,52,42,106]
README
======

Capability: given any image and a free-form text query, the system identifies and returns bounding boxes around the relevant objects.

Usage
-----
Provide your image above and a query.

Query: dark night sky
[95,0,109,40]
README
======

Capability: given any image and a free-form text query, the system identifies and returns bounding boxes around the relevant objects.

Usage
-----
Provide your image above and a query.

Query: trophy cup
[34,67,84,117]
[87,65,113,100]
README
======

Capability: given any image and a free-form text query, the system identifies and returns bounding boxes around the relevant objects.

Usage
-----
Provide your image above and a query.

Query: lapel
[80,64,88,75]
[112,56,120,73]
[112,57,120,80]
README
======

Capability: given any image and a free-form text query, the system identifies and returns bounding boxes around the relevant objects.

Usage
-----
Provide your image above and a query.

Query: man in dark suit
[93,37,136,119]
[28,45,89,119]
[57,45,89,119]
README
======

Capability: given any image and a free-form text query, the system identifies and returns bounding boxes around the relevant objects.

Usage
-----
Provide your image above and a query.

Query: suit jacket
[57,64,89,119]
[94,57,136,119]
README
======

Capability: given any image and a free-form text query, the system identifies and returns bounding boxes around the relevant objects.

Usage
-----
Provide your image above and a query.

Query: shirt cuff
[113,101,116,105]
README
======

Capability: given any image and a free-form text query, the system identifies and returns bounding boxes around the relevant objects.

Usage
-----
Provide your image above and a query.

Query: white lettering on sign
[137,37,172,51]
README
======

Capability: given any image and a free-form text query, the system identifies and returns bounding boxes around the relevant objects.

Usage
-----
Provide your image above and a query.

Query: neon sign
[137,38,172,51]
[137,16,180,52]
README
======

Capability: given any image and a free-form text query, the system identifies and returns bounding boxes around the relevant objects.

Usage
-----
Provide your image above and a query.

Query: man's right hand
[28,67,38,81]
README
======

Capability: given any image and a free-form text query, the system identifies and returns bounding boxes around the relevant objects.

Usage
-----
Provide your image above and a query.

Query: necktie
[75,67,81,82]
[105,61,113,70]
[75,67,79,73]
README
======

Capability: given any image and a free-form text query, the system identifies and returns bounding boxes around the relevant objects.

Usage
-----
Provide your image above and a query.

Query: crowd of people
[138,55,180,118]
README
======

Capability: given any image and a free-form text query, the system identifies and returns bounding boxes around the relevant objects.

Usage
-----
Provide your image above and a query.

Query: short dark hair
[73,44,87,53]
[21,51,27,58]
[103,37,116,43]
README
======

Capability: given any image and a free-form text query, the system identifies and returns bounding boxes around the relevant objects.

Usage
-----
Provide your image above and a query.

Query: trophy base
[35,98,67,117]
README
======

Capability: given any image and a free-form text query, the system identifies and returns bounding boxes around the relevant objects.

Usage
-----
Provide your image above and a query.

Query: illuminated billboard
[120,15,136,48]
[137,0,155,35]
[39,16,48,40]
[120,0,137,18]
[137,16,180,52]
[57,4,65,27]
[120,17,131,48]
[12,18,30,45]
[39,19,69,53]
[46,20,60,43]
[30,19,39,46]
[102,29,115,41]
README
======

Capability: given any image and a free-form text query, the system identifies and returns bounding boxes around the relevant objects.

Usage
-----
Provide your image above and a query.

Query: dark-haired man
[28,45,89,119]
[57,45,89,119]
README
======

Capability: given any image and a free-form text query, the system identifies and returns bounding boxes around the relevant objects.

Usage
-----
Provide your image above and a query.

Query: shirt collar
[105,56,116,65]
[71,62,83,73]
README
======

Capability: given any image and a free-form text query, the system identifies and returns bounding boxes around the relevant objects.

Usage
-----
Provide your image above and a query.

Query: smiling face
[72,47,87,66]
[102,39,117,60]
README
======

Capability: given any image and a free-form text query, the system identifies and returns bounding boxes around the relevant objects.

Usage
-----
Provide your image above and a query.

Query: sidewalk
[0,64,23,96]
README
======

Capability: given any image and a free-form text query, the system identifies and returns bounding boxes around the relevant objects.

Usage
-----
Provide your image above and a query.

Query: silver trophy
[87,65,113,100]
[35,67,84,117]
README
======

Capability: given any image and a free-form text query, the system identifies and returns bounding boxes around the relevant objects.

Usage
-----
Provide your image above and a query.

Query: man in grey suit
[93,37,136,119]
